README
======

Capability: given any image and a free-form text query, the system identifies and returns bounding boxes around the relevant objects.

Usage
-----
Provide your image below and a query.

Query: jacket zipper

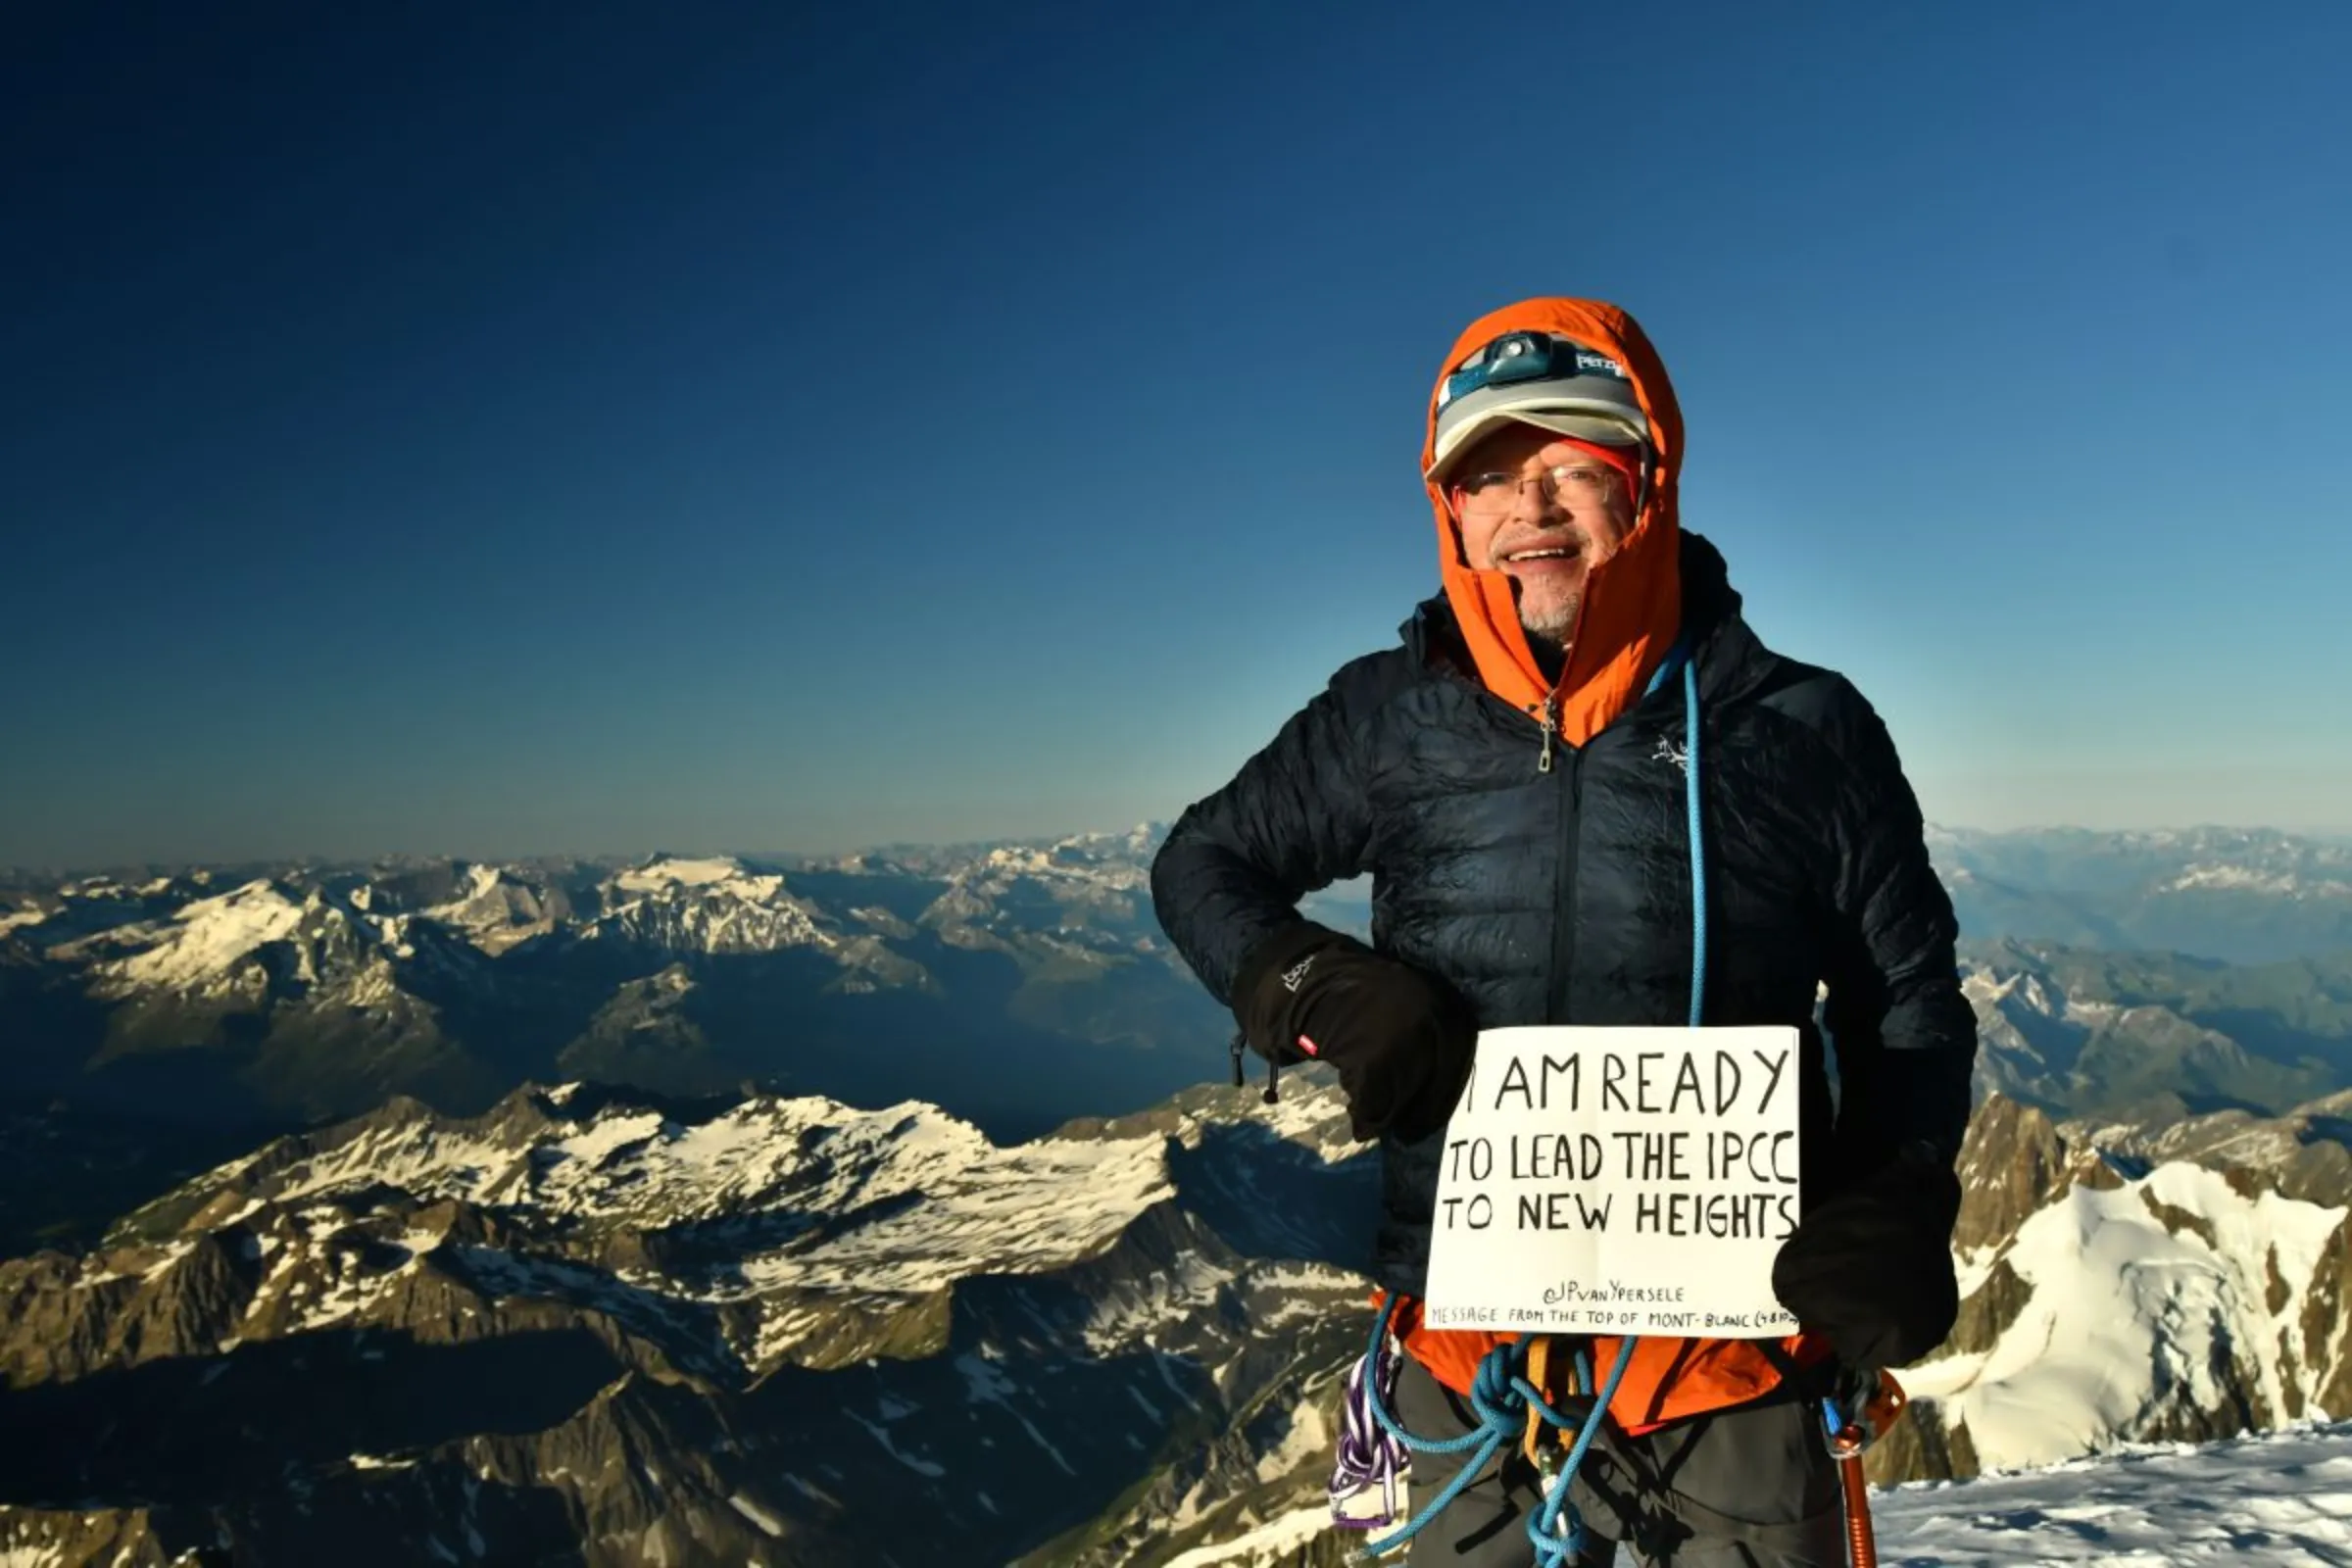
[1531,692,1581,1026]
[1549,742,1583,1027]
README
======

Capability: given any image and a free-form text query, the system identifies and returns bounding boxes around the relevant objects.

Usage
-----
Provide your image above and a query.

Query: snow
[264,1091,1174,1369]
[398,1223,450,1257]
[956,1349,1016,1401]
[1253,1399,1329,1485]
[614,858,748,892]
[109,878,303,989]
[846,1411,947,1478]
[2162,863,2350,899]
[1075,1249,1236,1352]
[139,1242,195,1281]
[0,906,47,938]
[589,865,831,954]
[1901,1160,2347,1471]
[954,1352,1076,1477]
[1245,1089,1360,1152]
[781,1473,842,1508]
[1870,1419,2352,1565]
[727,1494,786,1537]
[551,1109,667,1169]
[1167,1504,1332,1566]
[1178,1423,2352,1566]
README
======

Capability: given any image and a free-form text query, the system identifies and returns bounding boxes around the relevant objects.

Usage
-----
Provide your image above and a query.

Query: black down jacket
[1149,531,1979,1297]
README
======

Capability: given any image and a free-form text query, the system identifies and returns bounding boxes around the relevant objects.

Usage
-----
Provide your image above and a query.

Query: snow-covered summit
[585,858,833,956]
[1870,1418,2352,1566]
[612,856,757,894]
[418,861,561,955]
[1910,1159,2345,1470]
[1880,1092,2352,1491]
[101,878,306,990]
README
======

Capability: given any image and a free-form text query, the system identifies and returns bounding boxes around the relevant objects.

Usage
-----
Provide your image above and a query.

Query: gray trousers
[1389,1352,1848,1566]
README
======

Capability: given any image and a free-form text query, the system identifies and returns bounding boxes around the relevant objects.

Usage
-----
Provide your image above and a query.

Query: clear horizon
[10,818,2349,883]
[12,3,2350,865]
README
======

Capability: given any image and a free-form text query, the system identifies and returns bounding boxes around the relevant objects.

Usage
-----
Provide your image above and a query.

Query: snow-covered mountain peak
[2164,860,2352,900]
[967,837,1151,891]
[1913,1162,2342,1463]
[612,857,752,894]
[103,878,305,990]
[1903,1094,2352,1483]
[582,860,831,956]
[419,861,558,955]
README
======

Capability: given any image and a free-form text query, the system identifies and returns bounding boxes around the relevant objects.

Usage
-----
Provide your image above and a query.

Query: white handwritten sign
[1421,1025,1802,1339]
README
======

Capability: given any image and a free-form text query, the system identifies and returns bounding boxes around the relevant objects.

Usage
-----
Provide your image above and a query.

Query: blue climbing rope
[1350,1295,1638,1565]
[1681,653,1706,1031]
[1526,1330,1638,1560]
[1346,637,1711,1564]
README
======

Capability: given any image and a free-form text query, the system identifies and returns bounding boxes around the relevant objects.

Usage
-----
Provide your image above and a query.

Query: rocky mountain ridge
[0,1071,2345,1565]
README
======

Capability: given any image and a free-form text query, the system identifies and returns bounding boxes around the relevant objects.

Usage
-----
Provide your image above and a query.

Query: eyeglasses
[1449,462,1622,520]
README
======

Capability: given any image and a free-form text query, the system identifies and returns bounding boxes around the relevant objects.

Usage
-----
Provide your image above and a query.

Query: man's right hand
[1233,924,1476,1145]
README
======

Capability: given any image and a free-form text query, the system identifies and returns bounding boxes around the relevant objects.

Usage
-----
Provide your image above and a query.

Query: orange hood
[1420,299,1686,746]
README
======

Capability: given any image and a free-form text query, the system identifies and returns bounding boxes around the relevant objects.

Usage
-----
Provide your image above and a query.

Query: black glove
[1232,923,1476,1145]
[1771,1142,1963,1369]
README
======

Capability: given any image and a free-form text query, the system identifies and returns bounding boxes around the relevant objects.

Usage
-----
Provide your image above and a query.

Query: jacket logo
[1280,956,1316,993]
[1652,736,1690,775]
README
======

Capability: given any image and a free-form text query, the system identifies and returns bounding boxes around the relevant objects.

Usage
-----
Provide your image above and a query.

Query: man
[1149,297,1977,1564]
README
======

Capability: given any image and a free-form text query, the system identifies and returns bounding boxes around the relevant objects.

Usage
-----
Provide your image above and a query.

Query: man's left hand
[1770,1144,1964,1370]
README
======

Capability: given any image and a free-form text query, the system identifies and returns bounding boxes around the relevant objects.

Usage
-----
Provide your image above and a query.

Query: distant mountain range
[0,1071,2339,1566]
[1928,824,2352,964]
[0,832,1227,1249]
[2,824,2348,1256]
[1959,938,2352,1121]
[1210,824,2352,964]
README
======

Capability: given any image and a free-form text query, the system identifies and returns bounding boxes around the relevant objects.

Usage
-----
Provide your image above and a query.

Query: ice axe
[1821,1368,1907,1568]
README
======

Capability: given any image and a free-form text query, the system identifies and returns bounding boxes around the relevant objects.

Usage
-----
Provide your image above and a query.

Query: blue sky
[8,1,2349,867]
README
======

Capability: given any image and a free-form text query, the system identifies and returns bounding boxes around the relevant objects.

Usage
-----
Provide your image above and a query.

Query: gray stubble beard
[1520,592,1582,652]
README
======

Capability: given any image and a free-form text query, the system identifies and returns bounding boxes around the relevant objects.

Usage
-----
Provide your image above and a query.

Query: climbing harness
[1329,1304,1910,1568]
[1334,1293,1637,1564]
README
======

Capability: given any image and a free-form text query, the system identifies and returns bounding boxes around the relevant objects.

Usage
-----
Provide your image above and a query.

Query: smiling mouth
[1499,542,1583,566]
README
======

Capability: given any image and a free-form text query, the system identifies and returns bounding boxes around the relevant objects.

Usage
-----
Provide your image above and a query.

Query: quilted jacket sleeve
[1148,659,1384,1010]
[1817,682,1981,1173]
